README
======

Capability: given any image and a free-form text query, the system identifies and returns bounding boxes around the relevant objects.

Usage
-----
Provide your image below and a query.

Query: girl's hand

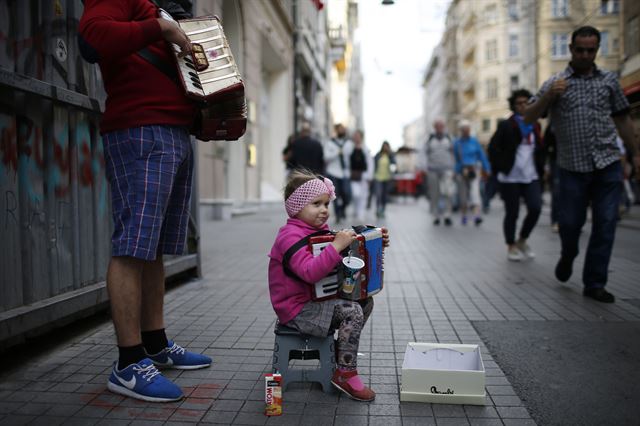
[381,227,390,248]
[331,230,356,253]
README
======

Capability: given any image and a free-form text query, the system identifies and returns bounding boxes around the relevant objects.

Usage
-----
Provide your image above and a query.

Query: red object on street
[395,172,420,196]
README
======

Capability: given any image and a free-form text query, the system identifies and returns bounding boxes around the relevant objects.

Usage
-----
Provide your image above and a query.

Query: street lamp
[382,0,394,5]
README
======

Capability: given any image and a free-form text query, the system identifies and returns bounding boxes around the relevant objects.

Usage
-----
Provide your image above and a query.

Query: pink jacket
[268,218,342,324]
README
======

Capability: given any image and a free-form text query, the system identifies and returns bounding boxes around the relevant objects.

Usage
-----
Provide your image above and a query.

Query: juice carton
[264,373,282,416]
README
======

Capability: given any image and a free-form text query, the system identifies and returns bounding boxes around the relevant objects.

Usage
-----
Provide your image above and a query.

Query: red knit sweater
[79,0,196,134]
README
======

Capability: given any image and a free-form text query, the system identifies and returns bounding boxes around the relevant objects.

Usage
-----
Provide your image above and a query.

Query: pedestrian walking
[419,119,455,226]
[489,89,545,261]
[79,0,211,402]
[525,26,640,303]
[453,120,491,226]
[325,124,353,222]
[350,130,373,221]
[289,122,324,175]
[268,169,390,401]
[373,141,396,219]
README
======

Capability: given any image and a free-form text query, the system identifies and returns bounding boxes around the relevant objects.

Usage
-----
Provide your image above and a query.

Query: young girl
[268,169,389,401]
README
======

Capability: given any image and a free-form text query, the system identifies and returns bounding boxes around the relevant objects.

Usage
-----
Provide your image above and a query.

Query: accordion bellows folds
[172,16,247,141]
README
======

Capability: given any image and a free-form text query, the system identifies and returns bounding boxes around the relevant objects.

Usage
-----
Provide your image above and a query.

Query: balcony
[328,25,347,62]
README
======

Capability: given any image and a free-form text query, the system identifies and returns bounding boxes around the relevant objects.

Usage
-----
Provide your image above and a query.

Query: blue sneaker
[147,341,212,370]
[107,358,183,402]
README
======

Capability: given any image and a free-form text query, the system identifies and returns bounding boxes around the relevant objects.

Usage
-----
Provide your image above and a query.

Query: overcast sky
[357,0,451,151]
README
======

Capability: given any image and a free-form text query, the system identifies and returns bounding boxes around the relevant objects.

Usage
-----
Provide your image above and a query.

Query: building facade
[474,0,537,144]
[195,0,331,203]
[536,0,622,89]
[328,0,363,133]
[620,0,640,129]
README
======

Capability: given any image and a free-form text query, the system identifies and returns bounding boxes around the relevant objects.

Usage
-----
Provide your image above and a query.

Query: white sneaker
[516,240,535,258]
[507,246,524,261]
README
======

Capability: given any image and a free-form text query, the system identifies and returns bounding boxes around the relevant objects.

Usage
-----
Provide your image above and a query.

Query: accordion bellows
[173,16,247,141]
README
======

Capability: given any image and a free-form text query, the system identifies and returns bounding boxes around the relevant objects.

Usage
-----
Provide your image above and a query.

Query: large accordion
[169,15,247,141]
[309,226,385,301]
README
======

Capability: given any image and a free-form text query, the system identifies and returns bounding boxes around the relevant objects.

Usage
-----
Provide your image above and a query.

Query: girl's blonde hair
[284,168,320,201]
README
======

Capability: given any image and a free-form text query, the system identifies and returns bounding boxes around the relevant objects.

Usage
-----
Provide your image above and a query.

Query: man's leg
[427,172,440,220]
[341,177,352,219]
[550,162,560,227]
[582,162,623,292]
[555,168,589,282]
[107,256,145,352]
[328,174,344,220]
[140,256,169,355]
[500,183,520,246]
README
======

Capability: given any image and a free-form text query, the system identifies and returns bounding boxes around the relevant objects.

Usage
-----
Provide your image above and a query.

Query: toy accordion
[309,226,385,301]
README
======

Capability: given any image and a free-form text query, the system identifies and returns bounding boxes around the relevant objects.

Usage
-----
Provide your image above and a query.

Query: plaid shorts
[103,125,193,261]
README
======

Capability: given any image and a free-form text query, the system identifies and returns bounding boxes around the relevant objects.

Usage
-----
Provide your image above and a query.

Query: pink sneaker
[331,369,375,402]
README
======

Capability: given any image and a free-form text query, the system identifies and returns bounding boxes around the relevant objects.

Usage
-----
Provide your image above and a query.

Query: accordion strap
[137,47,180,86]
[282,230,333,282]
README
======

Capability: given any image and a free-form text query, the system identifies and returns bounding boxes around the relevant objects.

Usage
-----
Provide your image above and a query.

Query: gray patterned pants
[331,298,373,370]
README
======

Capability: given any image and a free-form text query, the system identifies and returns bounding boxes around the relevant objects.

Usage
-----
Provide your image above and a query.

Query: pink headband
[285,177,336,217]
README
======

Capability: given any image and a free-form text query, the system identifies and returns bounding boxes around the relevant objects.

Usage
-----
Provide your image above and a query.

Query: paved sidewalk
[1,199,639,425]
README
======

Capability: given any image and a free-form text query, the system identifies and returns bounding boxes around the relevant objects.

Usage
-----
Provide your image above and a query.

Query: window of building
[510,75,519,90]
[627,16,640,57]
[552,0,568,18]
[486,78,498,100]
[600,0,619,15]
[485,4,498,24]
[509,34,519,57]
[486,39,498,62]
[600,31,609,56]
[508,0,518,20]
[551,33,569,58]
[482,118,491,132]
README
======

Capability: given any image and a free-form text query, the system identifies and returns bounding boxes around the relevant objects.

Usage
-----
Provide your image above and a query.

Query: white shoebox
[400,342,486,405]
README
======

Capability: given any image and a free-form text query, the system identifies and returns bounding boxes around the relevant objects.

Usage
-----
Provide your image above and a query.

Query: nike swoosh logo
[116,374,136,390]
[154,355,173,367]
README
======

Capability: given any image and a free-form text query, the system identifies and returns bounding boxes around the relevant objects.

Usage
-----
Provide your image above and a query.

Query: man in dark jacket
[489,89,545,262]
[289,122,325,175]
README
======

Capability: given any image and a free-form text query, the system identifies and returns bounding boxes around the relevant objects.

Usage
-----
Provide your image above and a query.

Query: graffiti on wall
[0,112,108,229]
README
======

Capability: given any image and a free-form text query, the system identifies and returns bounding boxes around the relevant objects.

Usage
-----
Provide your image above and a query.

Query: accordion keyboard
[174,17,243,101]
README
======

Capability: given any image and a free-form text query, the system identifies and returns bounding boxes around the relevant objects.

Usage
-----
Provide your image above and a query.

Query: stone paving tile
[29,416,68,426]
[469,419,505,426]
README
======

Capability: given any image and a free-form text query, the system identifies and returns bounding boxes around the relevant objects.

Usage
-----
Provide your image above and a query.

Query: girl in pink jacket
[268,169,389,402]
